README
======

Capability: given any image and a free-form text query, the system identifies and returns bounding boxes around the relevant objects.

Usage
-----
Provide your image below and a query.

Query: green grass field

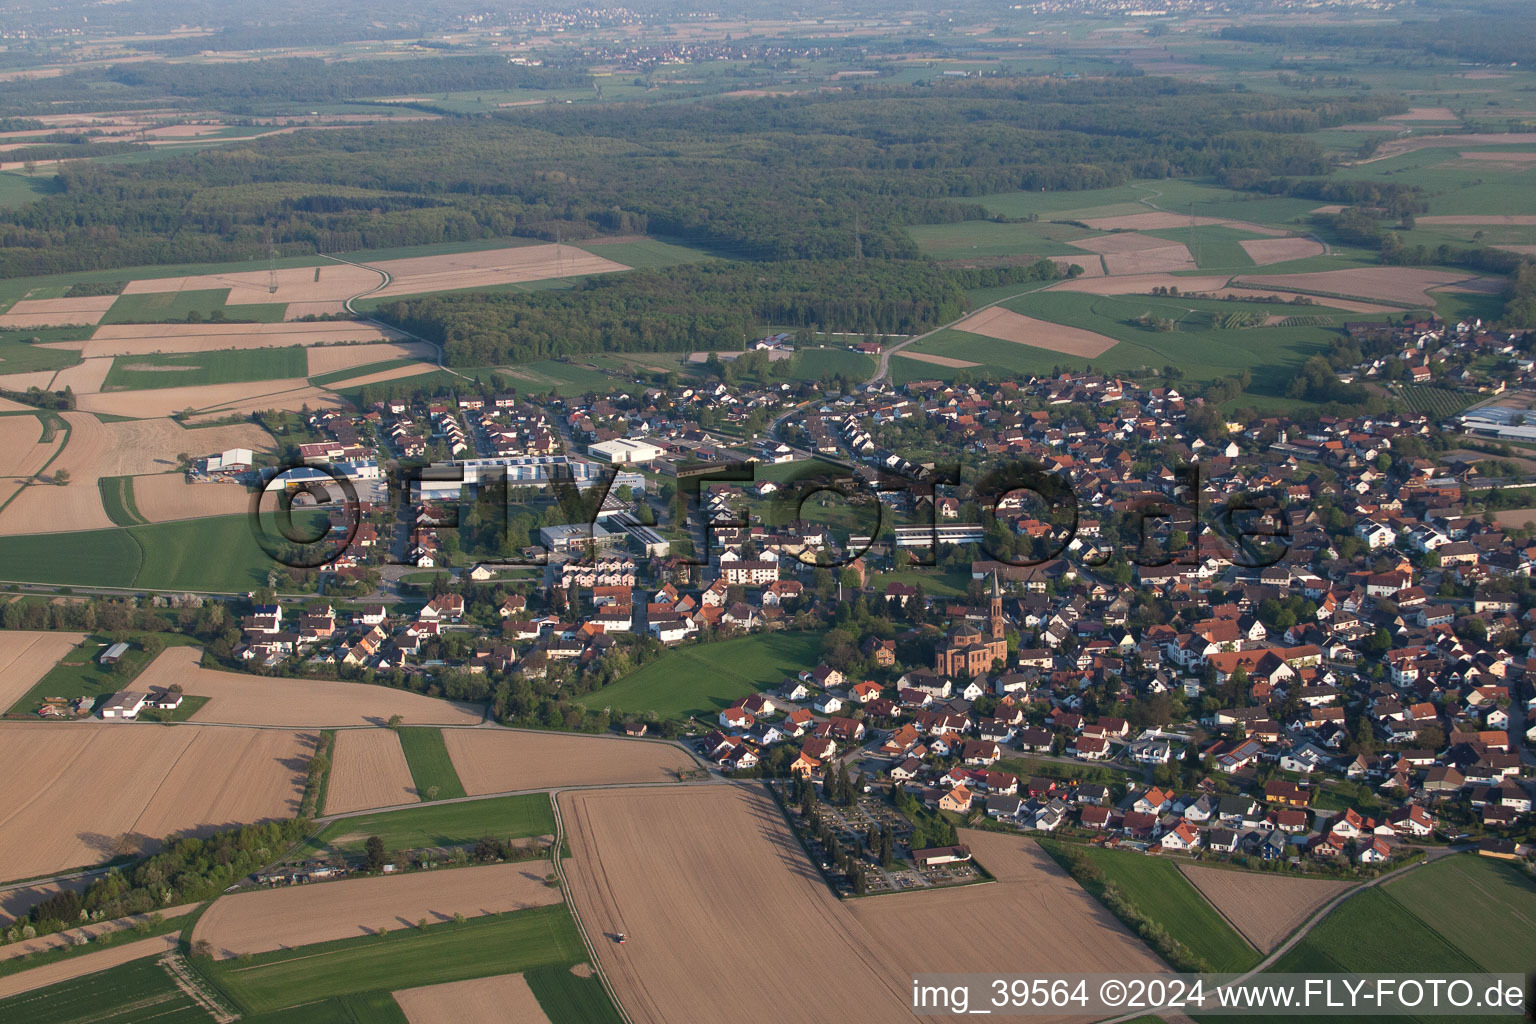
[0,170,63,210]
[790,347,876,381]
[1142,224,1261,270]
[573,236,716,270]
[397,727,469,800]
[101,289,287,326]
[0,511,330,592]
[523,964,626,1024]
[206,905,589,1015]
[99,475,148,526]
[102,346,307,391]
[1382,855,1536,972]
[498,359,623,396]
[0,956,211,1024]
[908,219,1102,260]
[313,793,555,853]
[581,631,821,719]
[1079,847,1261,972]
[0,336,84,375]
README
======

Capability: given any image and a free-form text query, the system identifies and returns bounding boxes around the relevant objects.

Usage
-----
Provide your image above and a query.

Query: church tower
[990,572,1005,641]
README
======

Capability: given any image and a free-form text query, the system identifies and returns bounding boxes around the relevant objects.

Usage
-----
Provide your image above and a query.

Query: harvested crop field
[323,362,439,390]
[77,378,346,419]
[1239,237,1326,264]
[562,787,1160,1024]
[0,723,314,881]
[121,263,380,307]
[0,295,116,329]
[0,934,179,1000]
[74,320,402,358]
[953,306,1117,357]
[305,340,436,376]
[96,417,271,477]
[193,862,562,959]
[444,729,697,794]
[1080,212,1289,235]
[367,244,630,298]
[0,415,58,478]
[1102,244,1195,275]
[47,358,112,395]
[131,474,250,523]
[0,369,58,392]
[1046,273,1233,296]
[326,728,419,814]
[898,352,981,368]
[0,630,84,714]
[393,973,551,1024]
[138,647,485,727]
[1234,267,1505,306]
[1177,864,1354,953]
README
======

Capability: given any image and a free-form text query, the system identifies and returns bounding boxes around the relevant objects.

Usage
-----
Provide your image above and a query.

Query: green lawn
[581,631,822,719]
[0,956,211,1024]
[1079,846,1261,972]
[397,727,469,800]
[101,289,287,325]
[206,905,588,1015]
[313,793,555,853]
[1382,855,1536,973]
[103,346,307,391]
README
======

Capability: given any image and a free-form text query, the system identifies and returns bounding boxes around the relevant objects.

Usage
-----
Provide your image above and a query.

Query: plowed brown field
[79,320,401,357]
[77,379,348,419]
[953,306,1117,357]
[0,723,314,881]
[0,295,116,329]
[1240,237,1326,264]
[305,341,437,375]
[325,728,419,814]
[444,729,696,794]
[0,415,57,478]
[1234,267,1505,306]
[393,974,551,1024]
[1177,863,1354,952]
[131,475,250,523]
[367,245,630,298]
[193,862,562,959]
[561,787,1160,1024]
[138,647,484,727]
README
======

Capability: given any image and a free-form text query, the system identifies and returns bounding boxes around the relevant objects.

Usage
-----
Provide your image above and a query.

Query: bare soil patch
[325,728,419,814]
[898,352,981,369]
[393,973,551,1024]
[0,934,180,1000]
[0,296,116,329]
[0,723,314,881]
[444,729,696,794]
[1240,237,1326,264]
[561,787,1159,1024]
[1177,863,1354,952]
[138,648,484,727]
[80,321,401,358]
[0,630,85,712]
[305,341,436,376]
[193,863,561,959]
[1494,507,1536,528]
[953,306,1117,357]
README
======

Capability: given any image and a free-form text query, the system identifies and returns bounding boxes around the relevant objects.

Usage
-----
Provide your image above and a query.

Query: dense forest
[0,76,1403,277]
[378,259,975,365]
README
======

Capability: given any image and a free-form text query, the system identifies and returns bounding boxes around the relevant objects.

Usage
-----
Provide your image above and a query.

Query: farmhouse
[100,691,149,720]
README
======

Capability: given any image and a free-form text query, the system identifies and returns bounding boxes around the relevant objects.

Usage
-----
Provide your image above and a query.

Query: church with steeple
[933,573,1008,677]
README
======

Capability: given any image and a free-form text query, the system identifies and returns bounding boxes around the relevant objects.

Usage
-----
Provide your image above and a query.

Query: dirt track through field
[0,723,314,882]
[561,787,1160,1024]
[444,729,696,794]
[1177,864,1354,953]
[0,934,180,999]
[0,630,86,713]
[137,648,485,727]
[953,306,1117,357]
[393,973,551,1024]
[192,862,562,959]
[325,728,419,814]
